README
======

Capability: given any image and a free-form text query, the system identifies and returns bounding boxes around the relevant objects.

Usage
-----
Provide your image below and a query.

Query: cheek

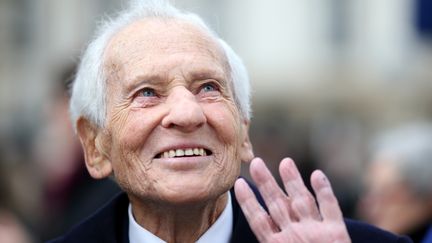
[108,119,155,193]
[110,110,159,152]
[204,102,243,176]
[204,102,242,143]
[107,110,161,184]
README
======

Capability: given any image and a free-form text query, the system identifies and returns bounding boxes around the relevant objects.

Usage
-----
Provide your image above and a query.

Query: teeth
[193,148,200,155]
[159,148,208,158]
[169,150,176,158]
[175,149,184,157]
[185,149,193,156]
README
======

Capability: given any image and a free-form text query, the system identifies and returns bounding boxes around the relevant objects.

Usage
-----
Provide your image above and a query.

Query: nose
[161,87,206,132]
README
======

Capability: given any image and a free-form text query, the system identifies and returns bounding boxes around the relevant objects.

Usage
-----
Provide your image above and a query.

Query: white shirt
[128,193,233,243]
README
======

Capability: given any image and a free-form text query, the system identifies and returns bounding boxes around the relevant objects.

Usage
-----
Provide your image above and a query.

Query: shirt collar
[128,192,233,243]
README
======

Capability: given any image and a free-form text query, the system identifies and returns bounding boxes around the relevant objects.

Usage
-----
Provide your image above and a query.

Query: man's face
[92,19,252,205]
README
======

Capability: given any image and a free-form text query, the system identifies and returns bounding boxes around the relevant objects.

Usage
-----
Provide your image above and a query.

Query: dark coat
[48,184,412,243]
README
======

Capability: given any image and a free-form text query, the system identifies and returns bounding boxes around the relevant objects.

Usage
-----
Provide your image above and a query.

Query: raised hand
[234,157,351,243]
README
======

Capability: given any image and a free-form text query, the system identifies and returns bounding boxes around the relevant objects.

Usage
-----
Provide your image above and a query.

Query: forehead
[104,18,228,78]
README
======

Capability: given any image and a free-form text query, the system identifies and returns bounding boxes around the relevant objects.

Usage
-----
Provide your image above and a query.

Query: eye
[200,83,218,93]
[132,87,160,108]
[139,87,157,97]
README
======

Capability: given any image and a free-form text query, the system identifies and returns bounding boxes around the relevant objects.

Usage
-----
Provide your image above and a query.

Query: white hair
[70,0,251,129]
[370,122,432,197]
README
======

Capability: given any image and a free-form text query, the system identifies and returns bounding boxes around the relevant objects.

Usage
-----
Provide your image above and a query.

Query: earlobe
[239,119,254,163]
[76,117,112,179]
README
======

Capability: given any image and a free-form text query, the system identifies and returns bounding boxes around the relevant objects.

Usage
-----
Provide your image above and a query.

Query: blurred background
[0,0,431,242]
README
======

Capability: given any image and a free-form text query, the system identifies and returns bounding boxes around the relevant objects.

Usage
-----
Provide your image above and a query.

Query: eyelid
[130,85,159,99]
[198,80,221,90]
[130,86,161,108]
[138,87,157,96]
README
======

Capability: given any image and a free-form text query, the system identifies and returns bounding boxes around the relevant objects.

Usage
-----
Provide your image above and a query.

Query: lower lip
[153,155,212,170]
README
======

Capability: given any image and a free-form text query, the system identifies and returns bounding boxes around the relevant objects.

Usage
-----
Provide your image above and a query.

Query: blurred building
[0,0,431,240]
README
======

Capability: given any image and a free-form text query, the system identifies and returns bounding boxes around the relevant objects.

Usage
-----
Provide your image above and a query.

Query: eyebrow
[188,67,228,85]
[124,74,162,89]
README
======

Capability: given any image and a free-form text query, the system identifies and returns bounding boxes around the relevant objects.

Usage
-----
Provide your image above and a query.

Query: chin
[160,182,229,206]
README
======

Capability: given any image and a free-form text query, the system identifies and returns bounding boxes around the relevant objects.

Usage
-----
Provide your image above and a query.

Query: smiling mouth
[155,148,213,159]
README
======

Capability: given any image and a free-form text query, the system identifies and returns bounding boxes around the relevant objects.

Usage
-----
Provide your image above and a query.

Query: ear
[76,117,112,179]
[239,119,254,163]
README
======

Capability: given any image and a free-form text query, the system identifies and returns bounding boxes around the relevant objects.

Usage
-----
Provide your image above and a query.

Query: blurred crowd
[357,123,432,242]
[0,66,121,242]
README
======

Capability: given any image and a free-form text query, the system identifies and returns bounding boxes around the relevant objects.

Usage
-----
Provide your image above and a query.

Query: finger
[234,178,277,242]
[279,158,320,220]
[310,170,344,221]
[249,158,291,227]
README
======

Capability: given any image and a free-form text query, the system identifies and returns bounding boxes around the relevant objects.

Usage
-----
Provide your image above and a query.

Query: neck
[130,192,229,243]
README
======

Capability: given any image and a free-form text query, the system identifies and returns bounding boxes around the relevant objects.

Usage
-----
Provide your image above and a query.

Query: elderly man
[50,1,411,242]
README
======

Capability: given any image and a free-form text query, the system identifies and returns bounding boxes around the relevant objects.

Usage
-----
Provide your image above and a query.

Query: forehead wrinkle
[108,19,216,55]
[106,18,227,64]
[104,17,234,94]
